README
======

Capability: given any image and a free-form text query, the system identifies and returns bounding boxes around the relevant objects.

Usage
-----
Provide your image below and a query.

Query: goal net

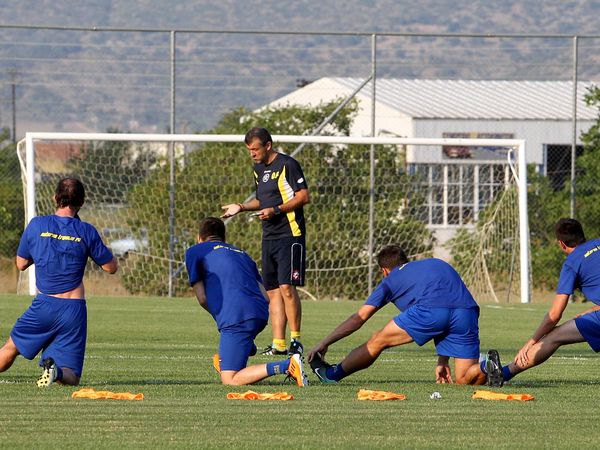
[17,133,529,303]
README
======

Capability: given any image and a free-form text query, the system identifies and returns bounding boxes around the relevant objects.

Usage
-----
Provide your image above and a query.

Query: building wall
[408,119,593,165]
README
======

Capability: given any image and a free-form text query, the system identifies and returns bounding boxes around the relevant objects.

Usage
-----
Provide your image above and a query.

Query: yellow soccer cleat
[212,354,221,374]
[37,358,57,388]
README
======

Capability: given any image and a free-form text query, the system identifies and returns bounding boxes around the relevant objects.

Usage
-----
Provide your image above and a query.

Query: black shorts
[262,236,306,290]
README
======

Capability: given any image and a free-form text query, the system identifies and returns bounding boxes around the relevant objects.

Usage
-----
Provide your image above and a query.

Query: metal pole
[368,34,377,292]
[517,141,530,303]
[168,30,176,297]
[11,71,17,144]
[570,35,578,219]
[25,133,36,295]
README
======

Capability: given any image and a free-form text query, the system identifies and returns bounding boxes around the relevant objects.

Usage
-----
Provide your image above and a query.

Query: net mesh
[18,136,522,302]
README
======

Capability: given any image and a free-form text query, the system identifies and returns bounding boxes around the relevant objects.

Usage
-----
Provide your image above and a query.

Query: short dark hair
[199,217,226,242]
[244,127,272,146]
[376,245,409,270]
[55,178,85,209]
[555,218,586,247]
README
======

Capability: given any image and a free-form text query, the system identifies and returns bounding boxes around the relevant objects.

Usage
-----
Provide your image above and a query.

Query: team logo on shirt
[262,173,270,183]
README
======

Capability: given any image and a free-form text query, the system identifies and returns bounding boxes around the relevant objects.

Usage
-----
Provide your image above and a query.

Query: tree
[68,127,158,204]
[0,128,23,259]
[577,85,600,239]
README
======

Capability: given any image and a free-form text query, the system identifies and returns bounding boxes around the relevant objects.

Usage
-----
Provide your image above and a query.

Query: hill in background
[1,0,599,135]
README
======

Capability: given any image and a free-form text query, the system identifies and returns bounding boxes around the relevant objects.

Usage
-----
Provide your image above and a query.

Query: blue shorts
[262,236,306,290]
[575,310,600,352]
[393,305,480,359]
[10,294,87,377]
[218,318,268,371]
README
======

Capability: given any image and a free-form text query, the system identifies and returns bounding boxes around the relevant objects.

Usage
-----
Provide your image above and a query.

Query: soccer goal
[17,132,529,303]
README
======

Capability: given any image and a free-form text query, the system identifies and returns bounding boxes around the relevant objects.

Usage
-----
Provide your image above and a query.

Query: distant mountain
[1,0,598,136]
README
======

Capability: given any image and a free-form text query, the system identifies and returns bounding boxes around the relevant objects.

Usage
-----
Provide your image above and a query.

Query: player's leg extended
[340,320,414,376]
[0,337,20,372]
[507,319,585,378]
[217,319,307,386]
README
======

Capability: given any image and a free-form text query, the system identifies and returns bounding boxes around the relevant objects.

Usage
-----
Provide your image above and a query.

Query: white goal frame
[19,132,529,303]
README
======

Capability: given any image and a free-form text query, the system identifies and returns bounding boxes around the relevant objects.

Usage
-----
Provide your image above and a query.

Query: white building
[266,77,598,244]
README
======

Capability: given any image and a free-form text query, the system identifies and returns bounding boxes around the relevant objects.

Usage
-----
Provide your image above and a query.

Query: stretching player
[308,245,497,385]
[0,178,118,386]
[487,218,600,386]
[185,217,307,386]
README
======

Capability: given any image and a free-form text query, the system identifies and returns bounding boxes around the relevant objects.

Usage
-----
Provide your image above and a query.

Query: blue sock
[325,364,346,381]
[479,360,487,374]
[266,360,290,376]
[502,365,514,382]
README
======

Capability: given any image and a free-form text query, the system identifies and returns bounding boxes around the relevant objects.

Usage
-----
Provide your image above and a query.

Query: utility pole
[10,70,17,144]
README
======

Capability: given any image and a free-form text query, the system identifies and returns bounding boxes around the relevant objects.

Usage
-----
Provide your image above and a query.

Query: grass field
[1,294,599,449]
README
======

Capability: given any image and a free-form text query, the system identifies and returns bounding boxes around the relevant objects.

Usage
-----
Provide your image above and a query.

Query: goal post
[18,132,529,303]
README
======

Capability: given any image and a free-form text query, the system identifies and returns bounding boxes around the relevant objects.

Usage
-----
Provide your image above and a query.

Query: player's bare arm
[15,256,33,271]
[253,188,310,220]
[221,198,260,218]
[515,294,569,366]
[575,304,600,318]
[308,305,378,362]
[435,355,454,384]
[191,281,210,312]
[101,258,118,274]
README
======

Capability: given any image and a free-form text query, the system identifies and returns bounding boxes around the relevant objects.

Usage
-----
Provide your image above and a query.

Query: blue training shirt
[185,241,269,330]
[17,215,114,295]
[364,258,478,312]
[556,238,600,304]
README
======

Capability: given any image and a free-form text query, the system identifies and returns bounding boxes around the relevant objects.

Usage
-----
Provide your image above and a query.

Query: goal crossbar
[19,132,529,303]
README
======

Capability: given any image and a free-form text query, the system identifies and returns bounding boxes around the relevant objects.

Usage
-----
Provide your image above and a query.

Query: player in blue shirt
[0,178,117,387]
[308,245,494,385]
[486,218,600,386]
[185,217,307,386]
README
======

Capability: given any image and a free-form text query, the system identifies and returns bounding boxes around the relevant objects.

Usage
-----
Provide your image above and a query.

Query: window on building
[545,144,584,191]
[411,162,512,228]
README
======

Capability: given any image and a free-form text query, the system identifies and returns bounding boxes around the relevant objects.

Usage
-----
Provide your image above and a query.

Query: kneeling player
[486,218,600,387]
[185,217,307,386]
[307,245,497,385]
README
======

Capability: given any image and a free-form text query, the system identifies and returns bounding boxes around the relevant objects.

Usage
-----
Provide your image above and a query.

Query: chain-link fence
[2,26,600,298]
[0,130,21,292]
[17,134,522,304]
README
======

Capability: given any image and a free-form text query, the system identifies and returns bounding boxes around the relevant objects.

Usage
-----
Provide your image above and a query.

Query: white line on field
[485,305,537,311]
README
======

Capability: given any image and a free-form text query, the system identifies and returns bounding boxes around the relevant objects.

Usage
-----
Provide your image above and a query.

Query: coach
[221,127,310,357]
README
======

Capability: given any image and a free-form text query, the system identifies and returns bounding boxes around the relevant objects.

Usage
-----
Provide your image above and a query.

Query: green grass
[1,294,598,449]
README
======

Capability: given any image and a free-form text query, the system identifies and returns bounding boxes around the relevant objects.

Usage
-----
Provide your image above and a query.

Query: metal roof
[280,77,599,120]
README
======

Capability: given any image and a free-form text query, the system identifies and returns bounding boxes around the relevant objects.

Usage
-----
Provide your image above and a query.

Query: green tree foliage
[69,127,157,204]
[578,85,600,239]
[527,169,569,289]
[0,128,23,258]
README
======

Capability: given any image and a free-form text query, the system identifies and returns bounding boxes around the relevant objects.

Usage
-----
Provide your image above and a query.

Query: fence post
[168,30,177,298]
[368,34,377,293]
[570,35,579,219]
